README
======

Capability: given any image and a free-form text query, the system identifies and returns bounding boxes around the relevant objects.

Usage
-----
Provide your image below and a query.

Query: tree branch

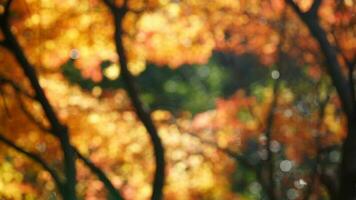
[264,78,279,200]
[0,88,11,117]
[16,94,51,132]
[332,32,356,104]
[176,123,268,196]
[303,84,332,200]
[286,1,356,198]
[103,2,166,199]
[183,130,253,168]
[307,0,323,17]
[0,40,8,47]
[0,77,35,99]
[102,0,128,14]
[319,172,338,200]
[285,0,353,116]
[75,149,124,200]
[102,0,118,12]
[0,7,77,199]
[285,0,304,16]
[2,0,14,20]
[115,18,165,200]
[15,101,124,199]
[263,11,287,200]
[0,133,65,196]
[2,77,122,198]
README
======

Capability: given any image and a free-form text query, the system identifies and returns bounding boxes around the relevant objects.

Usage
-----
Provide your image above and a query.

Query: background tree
[0,0,353,199]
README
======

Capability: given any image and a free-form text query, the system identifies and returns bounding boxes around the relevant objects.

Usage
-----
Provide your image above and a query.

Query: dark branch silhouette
[0,2,77,196]
[176,120,268,197]
[0,88,11,117]
[182,129,253,168]
[2,1,133,199]
[102,1,166,199]
[75,149,125,200]
[307,0,322,17]
[0,133,65,196]
[303,84,335,200]
[17,95,52,132]
[0,40,7,47]
[264,76,280,200]
[285,0,356,199]
[2,80,125,199]
[332,32,356,105]
[263,11,287,199]
[0,77,35,99]
[285,0,353,115]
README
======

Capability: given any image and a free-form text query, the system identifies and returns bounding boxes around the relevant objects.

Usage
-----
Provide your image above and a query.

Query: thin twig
[174,121,268,195]
[303,83,332,200]
[263,10,287,200]
[15,100,124,199]
[75,149,124,200]
[184,130,253,167]
[0,77,35,99]
[16,93,51,132]
[0,133,65,195]
[0,89,11,117]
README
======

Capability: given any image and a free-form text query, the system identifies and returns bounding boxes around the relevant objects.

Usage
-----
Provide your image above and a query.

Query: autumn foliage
[0,0,355,200]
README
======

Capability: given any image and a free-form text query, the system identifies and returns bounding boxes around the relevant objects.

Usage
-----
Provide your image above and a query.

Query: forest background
[0,0,355,199]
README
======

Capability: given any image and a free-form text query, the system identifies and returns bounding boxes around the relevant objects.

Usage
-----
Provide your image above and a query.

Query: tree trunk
[286,8,356,199]
[339,113,356,200]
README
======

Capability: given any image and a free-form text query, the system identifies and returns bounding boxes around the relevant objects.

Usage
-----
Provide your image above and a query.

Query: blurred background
[0,0,355,199]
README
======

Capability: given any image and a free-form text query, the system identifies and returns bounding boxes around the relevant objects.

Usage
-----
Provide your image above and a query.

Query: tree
[0,0,353,199]
[0,1,124,199]
[102,1,165,199]
[285,0,356,199]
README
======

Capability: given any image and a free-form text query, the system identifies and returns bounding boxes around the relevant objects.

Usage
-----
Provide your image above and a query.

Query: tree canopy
[0,0,355,199]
